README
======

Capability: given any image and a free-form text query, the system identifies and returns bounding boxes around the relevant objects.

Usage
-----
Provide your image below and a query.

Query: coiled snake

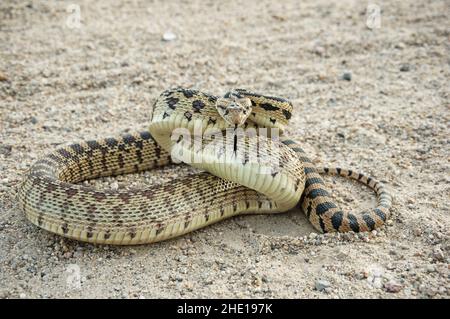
[18,88,392,244]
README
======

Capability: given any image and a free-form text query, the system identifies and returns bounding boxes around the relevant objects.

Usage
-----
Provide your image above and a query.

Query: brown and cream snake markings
[18,88,392,244]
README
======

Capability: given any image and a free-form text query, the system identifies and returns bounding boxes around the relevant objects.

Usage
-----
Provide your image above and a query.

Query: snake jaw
[215,94,252,126]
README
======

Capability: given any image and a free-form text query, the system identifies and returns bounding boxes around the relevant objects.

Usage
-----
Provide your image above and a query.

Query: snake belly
[18,88,392,245]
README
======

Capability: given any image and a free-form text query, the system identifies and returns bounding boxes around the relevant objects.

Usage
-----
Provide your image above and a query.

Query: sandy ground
[0,0,449,299]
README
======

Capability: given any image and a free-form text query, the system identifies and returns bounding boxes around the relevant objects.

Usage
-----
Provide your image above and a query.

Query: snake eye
[238,97,252,109]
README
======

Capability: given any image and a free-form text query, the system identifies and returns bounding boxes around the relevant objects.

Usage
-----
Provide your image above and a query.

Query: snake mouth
[225,107,249,126]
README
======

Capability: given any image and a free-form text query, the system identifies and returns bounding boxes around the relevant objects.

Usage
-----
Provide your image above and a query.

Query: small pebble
[425,287,437,297]
[341,72,352,81]
[162,31,177,42]
[384,281,403,293]
[389,249,397,256]
[315,279,331,292]
[309,232,318,239]
[327,98,337,107]
[110,182,119,190]
[313,46,325,56]
[399,64,411,72]
[432,247,445,262]
[252,276,263,287]
[426,265,435,273]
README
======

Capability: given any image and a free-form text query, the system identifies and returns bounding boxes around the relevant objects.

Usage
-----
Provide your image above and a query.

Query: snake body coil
[18,88,392,244]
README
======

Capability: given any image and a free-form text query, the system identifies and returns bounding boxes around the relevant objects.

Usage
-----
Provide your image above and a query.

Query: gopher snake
[18,88,392,244]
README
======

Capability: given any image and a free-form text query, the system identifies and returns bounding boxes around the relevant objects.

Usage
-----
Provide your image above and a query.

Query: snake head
[215,91,252,126]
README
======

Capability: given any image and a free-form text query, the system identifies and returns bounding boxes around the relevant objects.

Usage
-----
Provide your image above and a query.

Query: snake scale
[18,88,392,245]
